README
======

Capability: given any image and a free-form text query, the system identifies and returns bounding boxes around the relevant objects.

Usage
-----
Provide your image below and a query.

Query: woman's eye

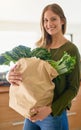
[43,17,57,23]
[51,18,56,21]
[44,19,48,23]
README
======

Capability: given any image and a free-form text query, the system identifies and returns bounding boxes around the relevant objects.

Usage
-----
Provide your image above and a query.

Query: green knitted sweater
[50,41,80,116]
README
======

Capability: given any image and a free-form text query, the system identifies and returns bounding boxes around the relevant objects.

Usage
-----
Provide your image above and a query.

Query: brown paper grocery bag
[9,57,58,118]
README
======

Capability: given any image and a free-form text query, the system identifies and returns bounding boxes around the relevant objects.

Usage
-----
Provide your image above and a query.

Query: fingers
[29,106,52,122]
[29,115,39,122]
[30,108,38,114]
[10,64,17,72]
[6,65,22,85]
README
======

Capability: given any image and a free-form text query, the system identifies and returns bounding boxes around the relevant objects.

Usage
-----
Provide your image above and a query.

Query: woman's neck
[48,35,68,49]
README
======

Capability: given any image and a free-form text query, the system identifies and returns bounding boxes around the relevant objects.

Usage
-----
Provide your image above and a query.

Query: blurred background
[0,0,81,54]
[0,1,81,130]
[0,0,81,81]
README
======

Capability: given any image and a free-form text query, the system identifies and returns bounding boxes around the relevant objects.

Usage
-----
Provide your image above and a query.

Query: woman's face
[43,10,64,36]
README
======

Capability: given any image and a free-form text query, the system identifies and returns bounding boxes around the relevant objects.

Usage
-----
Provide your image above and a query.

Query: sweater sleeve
[51,44,80,116]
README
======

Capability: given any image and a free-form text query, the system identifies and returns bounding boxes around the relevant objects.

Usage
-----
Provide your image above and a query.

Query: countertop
[0,86,9,93]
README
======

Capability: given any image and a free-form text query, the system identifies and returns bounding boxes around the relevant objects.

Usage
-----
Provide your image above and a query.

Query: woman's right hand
[6,65,22,86]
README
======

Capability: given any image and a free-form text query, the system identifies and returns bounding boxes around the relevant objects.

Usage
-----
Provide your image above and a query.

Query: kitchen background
[0,0,81,84]
[0,1,81,130]
[0,0,81,53]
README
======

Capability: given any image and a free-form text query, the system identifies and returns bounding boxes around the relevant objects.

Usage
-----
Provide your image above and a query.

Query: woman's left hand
[29,106,52,122]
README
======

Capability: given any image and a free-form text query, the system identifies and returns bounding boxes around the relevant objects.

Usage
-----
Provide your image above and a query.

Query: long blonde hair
[36,3,67,48]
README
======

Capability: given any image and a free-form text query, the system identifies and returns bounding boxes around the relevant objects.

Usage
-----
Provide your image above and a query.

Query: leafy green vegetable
[31,47,52,60]
[0,45,76,75]
[0,56,7,64]
[47,51,76,75]
[0,45,31,65]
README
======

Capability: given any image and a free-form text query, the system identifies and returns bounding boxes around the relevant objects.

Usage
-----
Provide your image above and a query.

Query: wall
[67,23,81,54]
[0,21,81,55]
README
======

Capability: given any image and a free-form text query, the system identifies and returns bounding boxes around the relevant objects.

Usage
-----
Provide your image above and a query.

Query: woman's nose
[47,21,53,27]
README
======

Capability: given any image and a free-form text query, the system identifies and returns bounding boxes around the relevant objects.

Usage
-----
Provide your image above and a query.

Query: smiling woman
[6,3,80,130]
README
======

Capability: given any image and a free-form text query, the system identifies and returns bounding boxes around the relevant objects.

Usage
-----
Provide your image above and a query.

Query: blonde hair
[36,3,67,47]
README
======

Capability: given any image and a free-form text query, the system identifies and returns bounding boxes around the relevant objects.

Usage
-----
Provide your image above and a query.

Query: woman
[7,3,80,130]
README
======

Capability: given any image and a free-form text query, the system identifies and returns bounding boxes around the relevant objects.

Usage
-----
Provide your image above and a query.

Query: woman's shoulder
[65,41,78,49]
[64,41,80,55]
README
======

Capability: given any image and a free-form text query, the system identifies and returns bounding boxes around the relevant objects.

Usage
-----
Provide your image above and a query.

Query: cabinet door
[0,90,24,130]
[68,85,81,129]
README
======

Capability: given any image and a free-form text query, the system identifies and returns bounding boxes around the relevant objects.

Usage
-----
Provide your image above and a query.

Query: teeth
[49,28,54,30]
[49,27,55,29]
